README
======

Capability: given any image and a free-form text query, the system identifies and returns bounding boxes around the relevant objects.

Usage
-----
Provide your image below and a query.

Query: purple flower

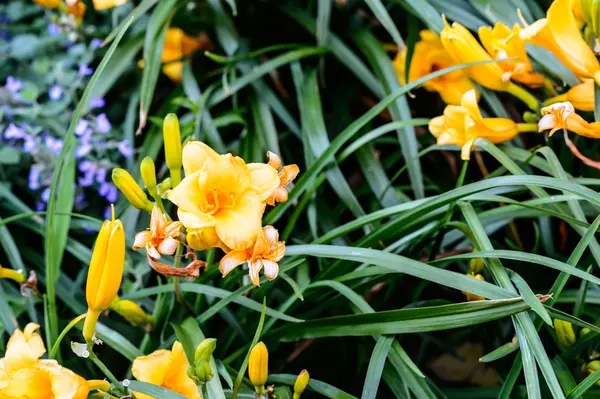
[28,168,41,190]
[45,136,63,154]
[5,77,22,94]
[89,97,105,108]
[118,140,133,158]
[75,120,89,136]
[103,206,112,220]
[23,135,36,153]
[47,23,61,37]
[49,85,63,101]
[41,187,51,203]
[75,192,87,209]
[4,123,25,139]
[36,202,45,212]
[95,113,111,134]
[91,38,103,48]
[99,182,118,203]
[79,160,94,172]
[78,64,93,76]
[75,143,91,159]
[78,169,96,187]
[95,167,107,183]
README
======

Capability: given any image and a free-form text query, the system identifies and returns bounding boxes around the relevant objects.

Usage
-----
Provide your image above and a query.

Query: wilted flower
[539,101,600,137]
[219,226,285,286]
[393,29,477,105]
[265,151,299,206]
[133,206,182,259]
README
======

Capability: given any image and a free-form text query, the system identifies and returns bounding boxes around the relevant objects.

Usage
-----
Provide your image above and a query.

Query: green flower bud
[195,338,217,363]
[554,319,576,347]
[140,157,158,198]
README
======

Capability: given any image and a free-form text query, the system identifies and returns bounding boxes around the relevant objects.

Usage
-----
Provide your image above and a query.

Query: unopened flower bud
[249,342,269,389]
[195,338,217,363]
[468,250,484,274]
[581,327,592,337]
[0,264,25,284]
[109,296,153,328]
[293,369,310,399]
[195,360,213,383]
[83,207,125,341]
[163,113,182,187]
[112,168,153,212]
[554,319,576,347]
[140,157,158,198]
[157,178,172,196]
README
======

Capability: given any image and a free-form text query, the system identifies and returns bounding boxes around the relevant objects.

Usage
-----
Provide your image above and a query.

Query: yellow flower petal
[219,250,250,277]
[132,349,171,386]
[182,141,220,176]
[247,163,280,201]
[163,342,200,399]
[214,192,265,251]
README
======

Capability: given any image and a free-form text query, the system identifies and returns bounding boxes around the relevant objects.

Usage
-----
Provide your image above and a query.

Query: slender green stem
[49,313,86,359]
[201,383,209,399]
[173,244,194,314]
[506,82,539,112]
[87,344,125,393]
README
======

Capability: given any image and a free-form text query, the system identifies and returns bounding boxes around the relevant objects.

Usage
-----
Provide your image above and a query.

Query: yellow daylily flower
[167,141,279,251]
[162,28,208,83]
[133,206,182,259]
[519,0,600,83]
[539,101,600,137]
[33,0,60,8]
[132,341,200,399]
[248,342,269,389]
[545,79,594,111]
[0,323,90,399]
[429,89,534,160]
[265,152,300,206]
[462,273,485,301]
[92,0,127,10]
[392,29,478,105]
[219,226,285,286]
[83,208,125,341]
[478,22,544,88]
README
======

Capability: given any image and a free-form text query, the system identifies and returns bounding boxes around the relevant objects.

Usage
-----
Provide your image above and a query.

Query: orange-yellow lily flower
[479,22,544,88]
[33,0,60,8]
[392,30,478,105]
[133,206,182,259]
[219,226,285,286]
[132,341,200,399]
[0,323,91,398]
[545,79,594,111]
[441,17,539,109]
[539,101,600,137]
[162,28,209,83]
[265,152,299,206]
[92,0,127,10]
[462,273,485,301]
[519,0,600,83]
[429,90,536,160]
[167,141,279,251]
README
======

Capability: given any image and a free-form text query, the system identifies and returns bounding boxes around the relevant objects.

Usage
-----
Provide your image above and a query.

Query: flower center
[199,188,235,215]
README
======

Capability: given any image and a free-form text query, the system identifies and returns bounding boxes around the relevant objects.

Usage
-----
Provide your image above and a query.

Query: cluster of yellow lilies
[395,0,600,161]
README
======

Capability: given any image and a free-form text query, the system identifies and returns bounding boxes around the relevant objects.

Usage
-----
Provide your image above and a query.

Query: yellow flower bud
[293,369,310,399]
[195,338,217,363]
[554,319,576,347]
[0,264,26,284]
[462,273,486,302]
[112,168,153,212]
[248,342,269,389]
[587,360,600,373]
[468,250,484,274]
[83,209,125,341]
[109,296,153,328]
[33,0,60,8]
[581,327,592,337]
[545,80,594,112]
[163,113,182,187]
[140,157,158,198]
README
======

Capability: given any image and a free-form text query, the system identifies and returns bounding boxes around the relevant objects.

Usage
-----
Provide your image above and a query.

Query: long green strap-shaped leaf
[44,16,134,355]
[362,336,394,399]
[127,381,188,399]
[460,202,564,399]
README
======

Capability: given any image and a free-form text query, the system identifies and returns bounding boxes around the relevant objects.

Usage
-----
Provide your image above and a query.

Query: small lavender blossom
[103,206,112,220]
[49,85,63,101]
[75,120,89,136]
[91,38,103,48]
[28,168,41,190]
[41,187,51,203]
[5,77,22,94]
[47,23,61,37]
[118,139,133,158]
[36,202,45,212]
[89,97,105,108]
[78,64,93,76]
[79,160,94,172]
[23,135,36,153]
[95,113,111,134]
[95,167,107,183]
[45,136,63,154]
[75,143,91,159]
[74,192,87,209]
[106,184,118,203]
[4,123,25,139]
[78,168,96,187]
